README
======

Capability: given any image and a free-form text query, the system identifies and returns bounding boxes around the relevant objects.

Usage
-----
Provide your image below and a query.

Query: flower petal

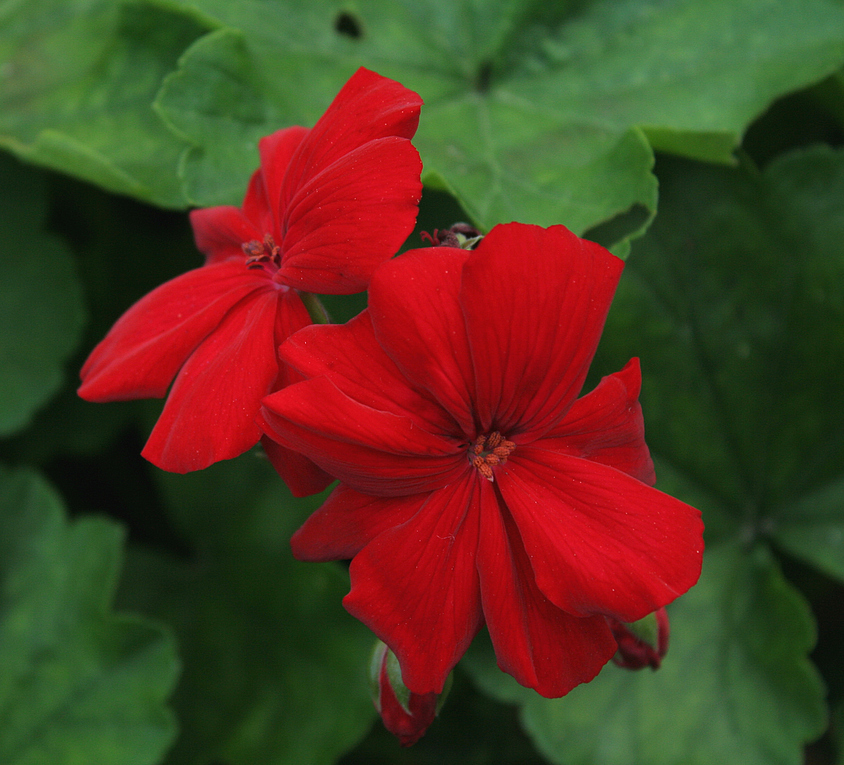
[260,435,334,498]
[78,261,263,401]
[189,204,261,265]
[367,247,476,434]
[291,484,426,561]
[259,376,466,496]
[253,125,310,231]
[476,480,617,697]
[535,358,656,485]
[461,223,624,438]
[276,137,422,293]
[272,68,423,294]
[498,449,704,623]
[280,311,456,435]
[279,68,422,200]
[141,286,287,472]
[343,479,483,694]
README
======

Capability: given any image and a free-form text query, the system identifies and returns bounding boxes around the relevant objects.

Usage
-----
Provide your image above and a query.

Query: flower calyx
[470,431,515,481]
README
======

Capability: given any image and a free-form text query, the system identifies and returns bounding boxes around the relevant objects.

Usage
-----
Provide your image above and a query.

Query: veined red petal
[260,435,333,498]
[78,261,264,402]
[343,479,483,694]
[476,480,617,697]
[277,137,422,293]
[280,311,456,436]
[461,223,623,438]
[497,449,704,623]
[141,286,285,472]
[253,125,310,232]
[278,68,422,209]
[259,376,466,497]
[291,484,426,561]
[534,359,655,485]
[367,247,476,435]
[190,205,261,265]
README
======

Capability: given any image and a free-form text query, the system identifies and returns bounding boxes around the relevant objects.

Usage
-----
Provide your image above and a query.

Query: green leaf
[0,154,86,437]
[118,455,376,765]
[156,0,844,246]
[0,0,214,207]
[464,542,826,765]
[593,145,844,577]
[0,465,179,765]
[772,477,844,583]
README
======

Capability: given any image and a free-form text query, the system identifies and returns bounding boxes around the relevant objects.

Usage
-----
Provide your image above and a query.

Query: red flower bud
[369,641,449,746]
[607,607,670,670]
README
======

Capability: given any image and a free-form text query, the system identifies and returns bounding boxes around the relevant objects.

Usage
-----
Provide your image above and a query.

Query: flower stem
[299,291,331,324]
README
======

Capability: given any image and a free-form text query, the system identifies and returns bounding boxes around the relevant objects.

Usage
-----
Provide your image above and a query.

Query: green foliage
[465,543,825,765]
[595,147,844,578]
[118,456,377,765]
[0,154,86,437]
[464,142,844,765]
[0,465,179,765]
[0,0,213,206]
[156,0,844,247]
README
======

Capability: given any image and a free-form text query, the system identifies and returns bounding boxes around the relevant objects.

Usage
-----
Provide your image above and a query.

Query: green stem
[298,291,331,324]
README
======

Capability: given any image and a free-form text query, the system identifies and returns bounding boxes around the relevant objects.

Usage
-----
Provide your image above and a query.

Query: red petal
[280,311,456,435]
[278,68,421,202]
[291,484,426,561]
[497,449,704,623]
[461,223,623,438]
[79,261,263,401]
[260,435,334,498]
[276,137,422,293]
[535,358,656,485]
[141,286,287,472]
[259,376,466,496]
[476,480,617,697]
[189,205,261,265]
[252,126,310,231]
[343,479,483,694]
[367,247,476,434]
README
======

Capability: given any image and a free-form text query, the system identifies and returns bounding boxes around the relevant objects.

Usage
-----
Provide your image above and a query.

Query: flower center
[469,431,515,482]
[243,234,282,273]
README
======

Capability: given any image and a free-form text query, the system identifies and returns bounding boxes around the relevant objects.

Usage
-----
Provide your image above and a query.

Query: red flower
[259,223,704,697]
[78,68,423,491]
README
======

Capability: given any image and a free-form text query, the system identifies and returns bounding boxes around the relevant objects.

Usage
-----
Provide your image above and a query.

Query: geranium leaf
[0,154,86,437]
[594,146,844,579]
[0,0,213,207]
[464,542,825,765]
[118,456,376,765]
[156,0,844,246]
[480,143,844,763]
[0,465,179,765]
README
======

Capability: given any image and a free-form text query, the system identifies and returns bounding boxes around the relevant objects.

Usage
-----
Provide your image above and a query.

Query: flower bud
[606,607,670,670]
[369,640,450,746]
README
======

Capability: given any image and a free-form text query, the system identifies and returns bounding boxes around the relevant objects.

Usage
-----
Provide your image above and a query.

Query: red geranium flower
[78,68,423,491]
[259,223,704,697]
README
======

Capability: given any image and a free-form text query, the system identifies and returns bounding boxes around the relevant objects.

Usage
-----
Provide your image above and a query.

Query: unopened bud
[369,640,451,746]
[606,607,670,670]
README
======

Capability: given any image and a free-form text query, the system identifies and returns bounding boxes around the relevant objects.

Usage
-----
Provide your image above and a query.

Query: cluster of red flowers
[79,68,703,744]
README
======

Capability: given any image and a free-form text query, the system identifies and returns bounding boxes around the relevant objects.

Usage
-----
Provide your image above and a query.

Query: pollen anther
[469,431,515,481]
[243,234,282,271]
